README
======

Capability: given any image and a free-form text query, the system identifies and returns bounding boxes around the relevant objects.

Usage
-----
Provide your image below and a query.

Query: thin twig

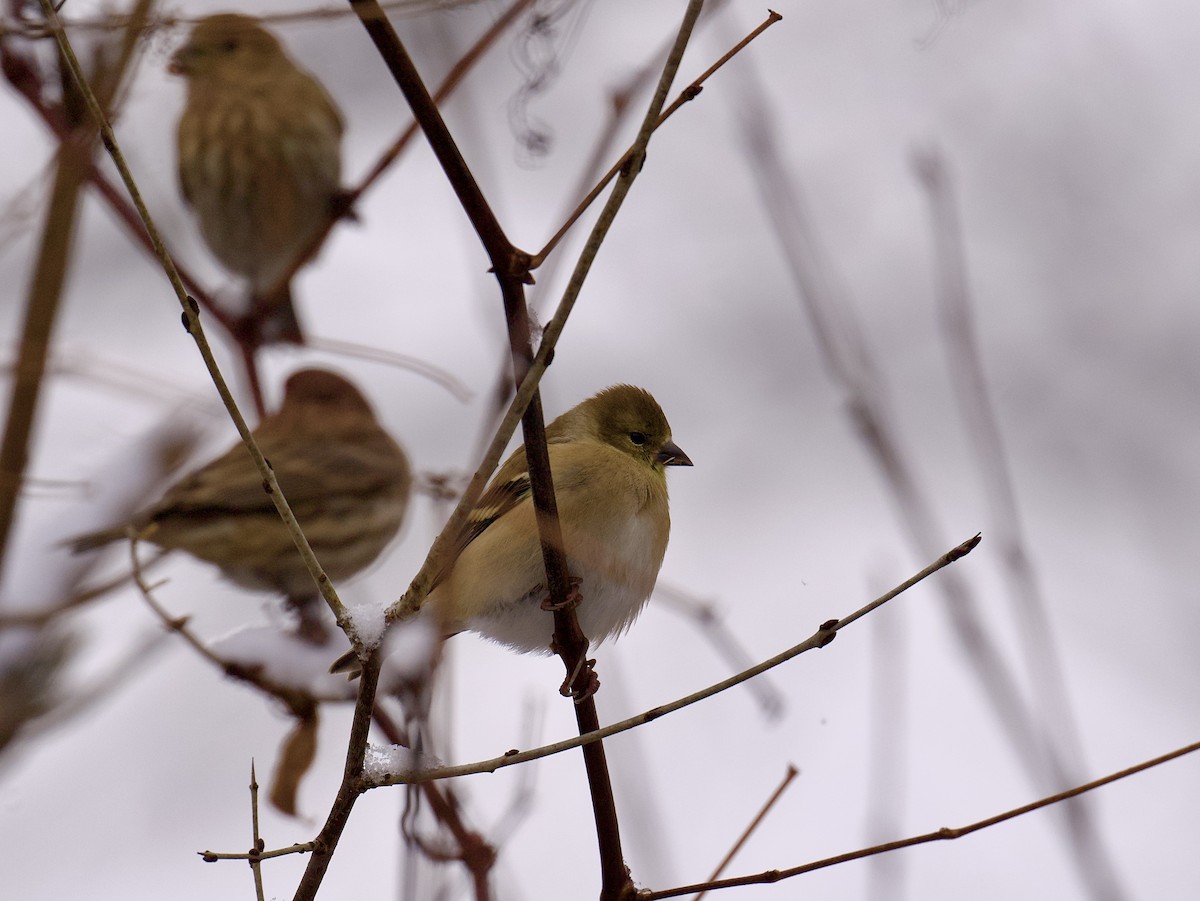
[864,587,910,898]
[301,3,558,895]
[368,535,980,786]
[0,37,239,337]
[694,764,798,901]
[371,706,496,899]
[653,582,785,720]
[249,762,266,901]
[0,554,164,627]
[200,843,314,863]
[514,8,709,898]
[914,146,1087,779]
[732,50,1126,900]
[380,278,575,628]
[14,629,166,745]
[0,0,154,577]
[326,4,767,897]
[642,740,1200,899]
[306,336,473,402]
[127,534,318,718]
[259,0,537,305]
[1,1,457,39]
[530,9,782,266]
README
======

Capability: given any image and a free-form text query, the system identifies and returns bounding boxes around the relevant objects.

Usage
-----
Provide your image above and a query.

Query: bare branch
[291,648,382,900]
[306,336,473,403]
[200,843,315,864]
[643,740,1200,899]
[127,534,320,718]
[249,762,266,901]
[693,764,798,900]
[531,9,783,266]
[368,535,980,786]
[733,50,1124,898]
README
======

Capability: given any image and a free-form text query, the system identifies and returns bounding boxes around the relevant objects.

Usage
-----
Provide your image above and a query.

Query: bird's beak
[657,440,693,467]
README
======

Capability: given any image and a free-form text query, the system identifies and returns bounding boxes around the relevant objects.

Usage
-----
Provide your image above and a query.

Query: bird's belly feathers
[179,94,339,290]
[465,508,667,654]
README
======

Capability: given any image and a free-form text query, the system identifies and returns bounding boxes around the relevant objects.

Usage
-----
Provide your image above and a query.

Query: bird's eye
[629,431,647,446]
[220,38,239,52]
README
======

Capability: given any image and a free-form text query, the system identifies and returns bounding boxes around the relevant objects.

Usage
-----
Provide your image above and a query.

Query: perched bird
[342,385,690,679]
[71,369,411,643]
[170,14,345,347]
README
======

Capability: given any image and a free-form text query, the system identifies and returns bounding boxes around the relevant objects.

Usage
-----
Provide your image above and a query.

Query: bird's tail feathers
[240,283,304,347]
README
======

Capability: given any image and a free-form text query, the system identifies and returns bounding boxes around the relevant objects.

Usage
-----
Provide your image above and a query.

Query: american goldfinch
[412,385,690,657]
[71,370,410,642]
[171,14,345,346]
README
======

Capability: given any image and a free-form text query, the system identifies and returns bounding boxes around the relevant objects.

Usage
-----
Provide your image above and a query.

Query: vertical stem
[291,650,381,900]
[0,126,92,583]
[345,4,635,895]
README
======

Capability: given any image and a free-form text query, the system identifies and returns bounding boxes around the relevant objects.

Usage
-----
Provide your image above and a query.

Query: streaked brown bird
[71,369,411,643]
[170,14,345,347]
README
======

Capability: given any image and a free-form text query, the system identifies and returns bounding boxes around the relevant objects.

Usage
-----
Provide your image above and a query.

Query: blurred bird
[339,385,690,676]
[170,14,346,347]
[71,369,411,643]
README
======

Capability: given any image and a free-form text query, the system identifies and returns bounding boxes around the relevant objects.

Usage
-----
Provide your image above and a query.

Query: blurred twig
[916,0,971,49]
[127,533,319,718]
[8,630,170,755]
[0,5,142,582]
[914,148,1118,894]
[0,14,239,338]
[0,629,76,755]
[0,555,163,627]
[499,1,769,464]
[864,581,910,901]
[0,1,475,39]
[914,147,1085,766]
[373,705,497,900]
[0,3,155,762]
[654,581,785,720]
[731,50,1126,901]
[306,336,473,402]
[527,0,720,310]
[530,9,782,267]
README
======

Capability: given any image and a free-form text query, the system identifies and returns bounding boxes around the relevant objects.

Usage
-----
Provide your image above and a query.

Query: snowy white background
[1,1,1197,899]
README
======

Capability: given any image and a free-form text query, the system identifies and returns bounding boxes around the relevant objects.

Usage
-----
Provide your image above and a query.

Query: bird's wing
[155,437,403,522]
[447,431,619,562]
[450,470,532,560]
[433,437,615,591]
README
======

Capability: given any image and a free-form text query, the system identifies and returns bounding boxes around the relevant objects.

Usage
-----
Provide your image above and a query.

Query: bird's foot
[558,654,599,703]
